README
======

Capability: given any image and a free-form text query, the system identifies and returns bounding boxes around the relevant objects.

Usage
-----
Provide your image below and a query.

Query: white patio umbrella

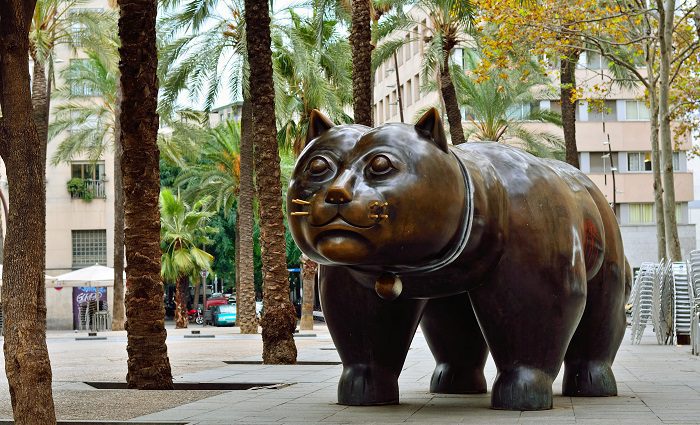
[55,264,124,287]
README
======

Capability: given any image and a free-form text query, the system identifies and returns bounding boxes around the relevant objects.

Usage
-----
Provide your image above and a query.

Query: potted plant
[66,177,93,201]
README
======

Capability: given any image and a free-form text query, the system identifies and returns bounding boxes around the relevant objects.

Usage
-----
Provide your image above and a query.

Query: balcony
[67,178,106,201]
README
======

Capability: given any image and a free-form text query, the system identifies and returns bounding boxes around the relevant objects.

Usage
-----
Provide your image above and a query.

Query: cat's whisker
[292,199,311,205]
[291,211,310,216]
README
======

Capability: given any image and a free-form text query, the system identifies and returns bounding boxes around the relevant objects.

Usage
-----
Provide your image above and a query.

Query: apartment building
[373,9,696,269]
[11,0,116,329]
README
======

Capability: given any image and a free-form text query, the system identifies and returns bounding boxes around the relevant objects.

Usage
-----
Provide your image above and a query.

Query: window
[506,103,537,121]
[384,95,390,121]
[625,100,650,120]
[413,74,420,101]
[673,151,682,171]
[587,100,617,122]
[69,8,103,47]
[404,34,411,61]
[406,79,413,106]
[378,99,384,123]
[627,151,682,171]
[589,152,618,172]
[628,204,654,224]
[72,162,105,180]
[586,51,607,69]
[72,230,107,267]
[69,60,101,96]
[412,26,420,56]
[627,152,652,171]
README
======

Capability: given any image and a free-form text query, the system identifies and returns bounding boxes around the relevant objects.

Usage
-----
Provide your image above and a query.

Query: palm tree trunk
[30,53,50,144]
[0,1,57,422]
[113,81,126,330]
[299,255,317,330]
[237,96,258,334]
[440,53,464,145]
[117,0,173,389]
[658,0,682,261]
[350,0,373,126]
[560,50,580,168]
[174,275,189,328]
[649,88,666,260]
[244,0,298,364]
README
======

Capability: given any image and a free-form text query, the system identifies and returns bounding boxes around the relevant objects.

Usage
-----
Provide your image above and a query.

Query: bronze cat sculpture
[287,108,630,411]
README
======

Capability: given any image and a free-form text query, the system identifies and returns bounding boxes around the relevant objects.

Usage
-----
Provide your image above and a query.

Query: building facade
[19,0,116,329]
[372,8,696,270]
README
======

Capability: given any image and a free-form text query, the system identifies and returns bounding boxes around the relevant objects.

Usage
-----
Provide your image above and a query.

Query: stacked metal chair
[672,262,692,344]
[688,250,700,355]
[630,262,657,344]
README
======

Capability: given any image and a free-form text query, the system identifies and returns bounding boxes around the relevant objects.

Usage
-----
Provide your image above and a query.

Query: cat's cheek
[315,233,374,265]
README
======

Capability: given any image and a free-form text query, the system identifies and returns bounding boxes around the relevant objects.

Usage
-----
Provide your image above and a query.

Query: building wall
[46,0,115,328]
[621,224,697,267]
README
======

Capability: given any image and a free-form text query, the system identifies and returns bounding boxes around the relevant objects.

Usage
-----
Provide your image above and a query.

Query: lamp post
[602,135,617,212]
[200,269,208,325]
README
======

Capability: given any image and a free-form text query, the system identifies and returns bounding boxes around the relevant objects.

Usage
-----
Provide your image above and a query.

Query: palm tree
[245,0,298,364]
[160,189,215,328]
[0,1,57,422]
[30,0,84,143]
[372,0,475,143]
[450,51,564,158]
[117,0,173,389]
[273,10,353,153]
[49,49,117,163]
[159,0,263,333]
[350,0,373,125]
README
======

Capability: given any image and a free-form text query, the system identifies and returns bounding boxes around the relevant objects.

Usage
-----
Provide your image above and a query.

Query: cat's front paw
[337,364,399,405]
[491,366,553,410]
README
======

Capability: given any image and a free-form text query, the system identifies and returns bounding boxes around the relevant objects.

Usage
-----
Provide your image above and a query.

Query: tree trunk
[237,96,258,334]
[299,255,317,331]
[118,0,173,389]
[649,88,666,261]
[0,183,6,263]
[244,0,298,364]
[174,275,188,328]
[561,50,581,168]
[350,0,373,126]
[193,273,200,310]
[0,1,57,422]
[440,53,465,145]
[30,54,50,144]
[657,0,682,261]
[113,81,126,330]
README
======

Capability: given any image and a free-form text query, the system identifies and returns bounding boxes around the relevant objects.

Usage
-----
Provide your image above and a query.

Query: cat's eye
[368,155,394,176]
[307,157,331,176]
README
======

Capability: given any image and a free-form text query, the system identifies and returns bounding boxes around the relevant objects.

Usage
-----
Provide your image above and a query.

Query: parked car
[211,304,236,327]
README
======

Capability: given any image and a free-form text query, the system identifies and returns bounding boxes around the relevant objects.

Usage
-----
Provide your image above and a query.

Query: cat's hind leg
[320,265,427,405]
[421,292,488,394]
[563,259,628,397]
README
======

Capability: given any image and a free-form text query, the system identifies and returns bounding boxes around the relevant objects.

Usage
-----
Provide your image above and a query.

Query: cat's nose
[325,170,354,204]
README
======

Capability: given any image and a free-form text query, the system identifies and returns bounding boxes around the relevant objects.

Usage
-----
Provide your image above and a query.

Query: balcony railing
[69,179,106,200]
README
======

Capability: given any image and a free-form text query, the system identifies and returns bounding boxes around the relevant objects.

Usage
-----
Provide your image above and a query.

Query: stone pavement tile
[573,420,663,425]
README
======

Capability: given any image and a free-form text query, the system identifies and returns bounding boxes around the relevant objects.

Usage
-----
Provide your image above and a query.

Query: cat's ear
[307,109,335,144]
[414,108,449,153]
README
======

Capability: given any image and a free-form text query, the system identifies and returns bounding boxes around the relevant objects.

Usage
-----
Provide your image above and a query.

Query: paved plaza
[0,323,699,424]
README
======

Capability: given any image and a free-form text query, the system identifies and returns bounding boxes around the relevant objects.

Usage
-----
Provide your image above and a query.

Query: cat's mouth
[310,215,377,230]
